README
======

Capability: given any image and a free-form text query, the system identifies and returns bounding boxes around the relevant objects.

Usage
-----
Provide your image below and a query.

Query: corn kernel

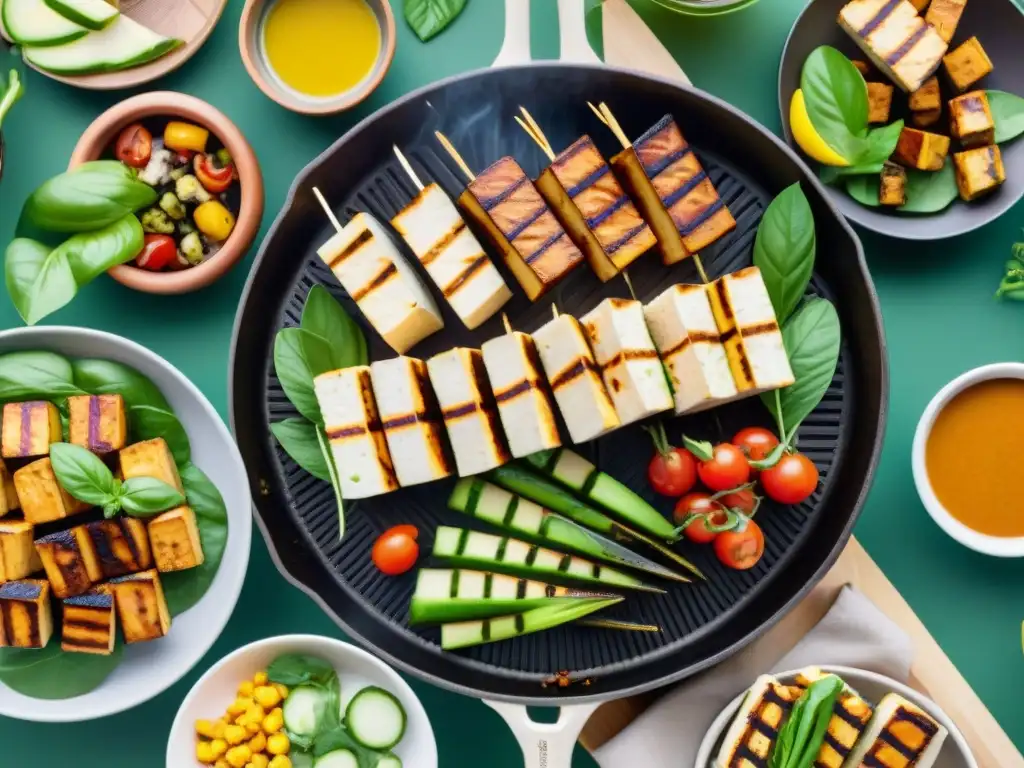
[227,697,251,716]
[196,719,217,738]
[212,719,228,739]
[253,671,268,685]
[244,720,262,736]
[238,680,254,697]
[253,685,281,709]
[272,683,289,699]
[224,724,248,745]
[266,732,290,755]
[226,745,252,768]
[262,709,284,734]
[196,741,216,764]
[249,756,270,768]
[215,761,230,768]
[247,732,267,753]
[268,757,292,768]
[210,739,228,758]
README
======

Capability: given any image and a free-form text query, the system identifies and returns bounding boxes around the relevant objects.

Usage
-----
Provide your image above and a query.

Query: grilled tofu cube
[84,518,153,578]
[943,36,993,92]
[481,331,561,459]
[954,145,1005,201]
[535,135,656,282]
[880,162,909,206]
[950,90,996,148]
[0,459,15,518]
[851,59,873,77]
[34,527,101,598]
[14,458,91,525]
[868,82,895,123]
[427,348,510,476]
[581,298,673,427]
[314,366,398,499]
[838,0,948,92]
[1,401,61,459]
[62,589,116,655]
[0,579,52,648]
[148,506,203,572]
[316,212,443,353]
[845,693,947,768]
[893,127,951,170]
[925,0,966,44]
[391,183,511,330]
[67,394,127,454]
[716,675,804,768]
[459,157,583,300]
[793,668,873,768]
[913,108,943,127]
[644,284,738,415]
[908,0,930,9]
[109,569,170,644]
[532,314,620,445]
[370,357,453,488]
[612,116,735,264]
[708,268,795,397]
[909,76,941,112]
[0,521,41,582]
[119,438,183,494]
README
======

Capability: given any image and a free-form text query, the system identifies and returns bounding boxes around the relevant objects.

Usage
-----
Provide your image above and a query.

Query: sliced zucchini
[376,755,402,768]
[23,14,181,75]
[441,597,623,649]
[314,750,358,768]
[282,685,331,738]
[346,686,407,751]
[2,0,87,47]
[43,0,117,29]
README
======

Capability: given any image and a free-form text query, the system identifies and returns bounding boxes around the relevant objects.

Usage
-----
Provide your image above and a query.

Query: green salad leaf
[404,0,468,42]
[0,350,81,400]
[845,160,959,214]
[0,640,124,700]
[129,404,190,465]
[988,90,1024,144]
[800,46,870,160]
[267,653,338,687]
[270,418,331,482]
[71,357,172,411]
[753,183,815,324]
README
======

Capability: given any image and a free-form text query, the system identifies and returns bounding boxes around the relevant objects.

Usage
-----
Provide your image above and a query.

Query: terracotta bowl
[238,0,396,115]
[69,91,264,294]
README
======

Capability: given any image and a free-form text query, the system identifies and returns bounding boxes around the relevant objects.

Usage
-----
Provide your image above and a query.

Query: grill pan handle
[484,699,601,768]
[491,0,603,67]
[492,0,533,67]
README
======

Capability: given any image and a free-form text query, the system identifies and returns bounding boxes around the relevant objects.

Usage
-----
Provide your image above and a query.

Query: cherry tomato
[761,453,819,505]
[194,153,234,194]
[714,519,765,570]
[673,493,726,544]
[372,525,419,576]
[732,427,780,471]
[718,487,757,516]
[114,123,153,168]
[135,234,177,271]
[696,443,751,492]
[648,447,697,497]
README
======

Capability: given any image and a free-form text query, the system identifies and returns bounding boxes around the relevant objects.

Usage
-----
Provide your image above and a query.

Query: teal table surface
[2,1,1023,765]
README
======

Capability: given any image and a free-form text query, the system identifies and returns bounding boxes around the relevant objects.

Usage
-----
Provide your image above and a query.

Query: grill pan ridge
[230,64,888,705]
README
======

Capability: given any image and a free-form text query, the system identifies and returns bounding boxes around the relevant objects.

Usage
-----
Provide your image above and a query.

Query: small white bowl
[167,634,438,768]
[912,363,1024,557]
[695,665,977,768]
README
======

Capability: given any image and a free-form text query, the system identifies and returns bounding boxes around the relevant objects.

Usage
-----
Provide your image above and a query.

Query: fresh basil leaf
[753,183,816,323]
[22,162,157,233]
[103,500,122,518]
[120,476,186,517]
[762,298,841,441]
[267,653,338,687]
[856,120,904,165]
[989,90,1024,144]
[845,161,959,214]
[0,350,80,400]
[71,357,172,411]
[300,329,344,379]
[818,162,885,185]
[771,675,844,768]
[271,418,331,482]
[301,285,368,368]
[274,327,323,424]
[0,640,124,700]
[49,442,117,505]
[129,404,190,465]
[403,0,468,41]
[844,173,881,208]
[800,46,870,160]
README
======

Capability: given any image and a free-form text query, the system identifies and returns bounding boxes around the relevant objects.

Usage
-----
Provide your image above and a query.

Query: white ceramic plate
[167,634,438,768]
[694,665,977,768]
[0,326,252,722]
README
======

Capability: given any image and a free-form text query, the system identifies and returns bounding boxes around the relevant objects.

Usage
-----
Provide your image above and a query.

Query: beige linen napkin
[592,585,914,768]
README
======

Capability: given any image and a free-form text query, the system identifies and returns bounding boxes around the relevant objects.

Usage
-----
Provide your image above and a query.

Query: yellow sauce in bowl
[262,0,381,98]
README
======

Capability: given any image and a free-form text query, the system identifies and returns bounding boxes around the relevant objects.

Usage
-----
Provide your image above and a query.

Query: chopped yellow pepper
[164,121,209,153]
[194,200,236,242]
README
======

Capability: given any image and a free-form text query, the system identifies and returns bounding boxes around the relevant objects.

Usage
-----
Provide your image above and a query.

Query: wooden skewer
[587,101,609,127]
[552,304,560,320]
[592,102,630,150]
[502,313,514,335]
[312,187,343,233]
[622,270,637,300]
[515,106,555,162]
[693,254,710,284]
[434,131,475,182]
[393,145,424,191]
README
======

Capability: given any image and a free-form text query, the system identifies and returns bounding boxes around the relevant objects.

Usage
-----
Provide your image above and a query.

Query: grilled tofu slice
[925,0,966,44]
[868,82,895,123]
[612,115,736,264]
[909,76,942,113]
[581,298,673,427]
[35,527,101,599]
[481,331,561,459]
[912,108,943,127]
[427,348,511,476]
[314,366,398,500]
[943,36,993,92]
[316,212,444,353]
[0,579,52,648]
[120,438,183,494]
[459,156,584,300]
[62,589,116,655]
[14,458,91,525]
[67,394,127,454]
[391,183,511,330]
[147,505,204,572]
[644,283,737,415]
[84,518,153,578]
[0,459,16,518]
[532,313,620,444]
[954,145,1005,201]
[950,90,996,148]
[880,162,909,206]
[838,0,948,93]
[0,521,41,582]
[535,135,656,282]
[908,0,930,9]
[370,357,453,488]
[843,693,947,768]
[1,401,61,459]
[109,569,170,644]
[893,127,950,170]
[793,668,874,768]
[708,268,795,399]
[716,675,804,768]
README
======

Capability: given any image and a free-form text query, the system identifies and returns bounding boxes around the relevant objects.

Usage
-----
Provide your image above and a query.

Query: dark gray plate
[778,0,1024,240]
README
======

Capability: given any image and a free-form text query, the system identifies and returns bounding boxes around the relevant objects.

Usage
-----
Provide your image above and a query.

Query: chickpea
[266,732,290,756]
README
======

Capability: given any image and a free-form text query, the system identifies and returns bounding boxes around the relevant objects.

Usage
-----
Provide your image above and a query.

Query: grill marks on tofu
[109,569,170,644]
[893,127,950,171]
[62,589,116,655]
[84,518,153,579]
[0,459,17,518]
[943,36,993,93]
[718,677,804,768]
[880,162,908,206]
[792,670,874,768]
[949,90,995,148]
[954,145,1005,201]
[847,694,947,768]
[34,527,101,599]
[0,579,52,648]
[925,0,966,44]
[1,401,61,459]
[68,394,127,455]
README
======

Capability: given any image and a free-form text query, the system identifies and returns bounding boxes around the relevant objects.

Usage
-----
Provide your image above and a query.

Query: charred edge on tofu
[441,254,490,298]
[328,227,373,268]
[420,219,467,267]
[634,115,694,178]
[85,520,145,578]
[596,349,660,375]
[0,582,43,647]
[886,23,931,67]
[453,527,603,579]
[862,708,941,767]
[661,330,723,359]
[856,0,903,38]
[549,356,601,390]
[732,685,800,767]
[351,262,398,302]
[62,605,112,651]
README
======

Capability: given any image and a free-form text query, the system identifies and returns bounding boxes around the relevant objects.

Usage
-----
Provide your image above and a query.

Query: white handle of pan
[557,0,602,64]
[484,699,601,768]
[492,0,533,67]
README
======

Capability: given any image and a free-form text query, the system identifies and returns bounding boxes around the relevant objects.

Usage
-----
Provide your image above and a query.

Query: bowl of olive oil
[239,0,396,115]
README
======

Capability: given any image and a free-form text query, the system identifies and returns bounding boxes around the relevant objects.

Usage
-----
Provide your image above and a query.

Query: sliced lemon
[790,89,850,167]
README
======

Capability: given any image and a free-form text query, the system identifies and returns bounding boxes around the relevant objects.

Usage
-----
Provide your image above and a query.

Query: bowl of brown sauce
[913,363,1024,556]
